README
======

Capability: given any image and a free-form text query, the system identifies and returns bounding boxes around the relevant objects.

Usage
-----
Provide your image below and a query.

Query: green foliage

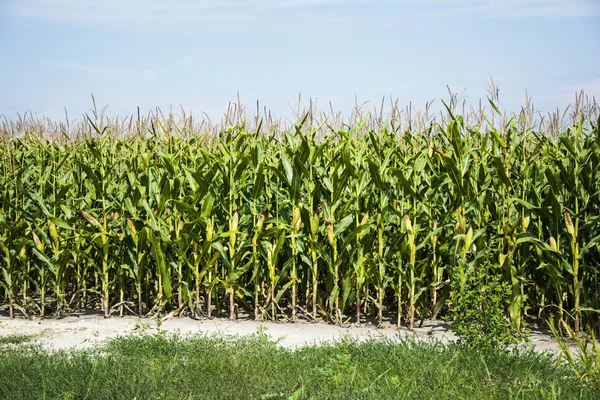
[0,100,599,334]
[448,261,525,348]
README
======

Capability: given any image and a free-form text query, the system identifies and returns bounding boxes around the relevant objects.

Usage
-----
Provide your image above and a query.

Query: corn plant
[0,98,598,338]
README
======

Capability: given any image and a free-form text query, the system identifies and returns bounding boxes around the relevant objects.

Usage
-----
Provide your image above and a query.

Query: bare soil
[0,311,565,353]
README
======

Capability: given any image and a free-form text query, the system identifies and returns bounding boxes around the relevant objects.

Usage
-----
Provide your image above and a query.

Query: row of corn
[0,105,599,332]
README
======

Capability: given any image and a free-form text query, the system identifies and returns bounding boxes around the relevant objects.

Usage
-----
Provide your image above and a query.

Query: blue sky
[0,0,599,122]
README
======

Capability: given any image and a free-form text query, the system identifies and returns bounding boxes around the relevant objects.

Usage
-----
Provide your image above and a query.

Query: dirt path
[0,313,565,353]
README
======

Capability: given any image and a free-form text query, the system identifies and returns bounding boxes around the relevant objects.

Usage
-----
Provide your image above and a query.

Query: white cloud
[44,56,194,80]
[1,0,255,26]
[275,0,368,7]
[364,85,442,92]
[448,0,600,18]
[406,0,600,18]
[183,56,195,66]
[41,107,67,121]
[529,78,600,112]
[44,60,122,75]
[246,89,265,98]
[5,0,597,28]
[567,78,600,99]
[139,56,196,80]
[141,69,156,81]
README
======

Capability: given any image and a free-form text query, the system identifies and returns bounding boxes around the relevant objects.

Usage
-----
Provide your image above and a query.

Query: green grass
[0,333,593,399]
[0,334,34,346]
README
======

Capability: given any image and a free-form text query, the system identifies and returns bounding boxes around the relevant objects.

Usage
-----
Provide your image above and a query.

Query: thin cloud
[567,78,600,99]
[364,85,444,92]
[41,107,68,122]
[44,60,123,75]
[530,79,600,111]
[4,0,596,30]
[183,56,195,66]
[44,56,194,81]
[141,69,156,81]
[274,0,369,7]
[140,56,197,80]
[246,89,265,98]
[423,0,600,17]
[2,0,256,26]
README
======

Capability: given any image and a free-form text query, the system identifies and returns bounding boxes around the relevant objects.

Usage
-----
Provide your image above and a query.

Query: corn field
[1,95,599,332]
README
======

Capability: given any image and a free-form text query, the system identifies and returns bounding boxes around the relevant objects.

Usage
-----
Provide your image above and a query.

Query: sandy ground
[0,312,566,354]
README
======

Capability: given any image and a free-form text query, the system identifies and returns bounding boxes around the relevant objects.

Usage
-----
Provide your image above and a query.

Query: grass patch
[0,334,34,347]
[0,332,593,399]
